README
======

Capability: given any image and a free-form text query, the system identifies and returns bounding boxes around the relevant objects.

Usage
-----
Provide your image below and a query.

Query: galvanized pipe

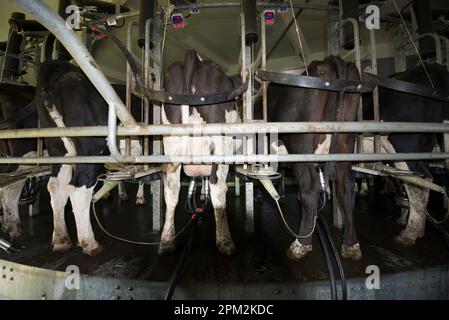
[107,103,134,163]
[11,0,139,129]
[1,152,449,165]
[172,2,336,11]
[2,122,449,139]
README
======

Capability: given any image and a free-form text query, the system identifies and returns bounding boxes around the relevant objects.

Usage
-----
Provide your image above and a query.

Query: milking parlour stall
[0,0,448,313]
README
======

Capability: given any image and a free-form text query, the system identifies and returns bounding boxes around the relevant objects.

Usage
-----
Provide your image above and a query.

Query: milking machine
[243,164,347,300]
[164,176,213,301]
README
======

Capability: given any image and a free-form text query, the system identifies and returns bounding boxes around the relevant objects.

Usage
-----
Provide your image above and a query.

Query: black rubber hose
[318,215,347,300]
[316,221,338,300]
[164,222,196,301]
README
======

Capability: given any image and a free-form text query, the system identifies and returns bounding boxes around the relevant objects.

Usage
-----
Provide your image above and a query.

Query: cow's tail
[326,56,350,181]
[183,49,200,94]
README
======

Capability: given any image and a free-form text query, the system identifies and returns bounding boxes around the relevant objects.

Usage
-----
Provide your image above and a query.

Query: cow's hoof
[159,241,176,255]
[217,240,236,256]
[52,238,73,253]
[8,231,22,242]
[341,243,362,261]
[286,240,312,261]
[394,233,417,247]
[82,244,104,257]
[4,224,22,242]
[135,197,146,206]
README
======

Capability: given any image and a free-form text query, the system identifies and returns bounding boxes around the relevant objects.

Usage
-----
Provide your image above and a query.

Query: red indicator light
[172,13,185,28]
[264,10,275,25]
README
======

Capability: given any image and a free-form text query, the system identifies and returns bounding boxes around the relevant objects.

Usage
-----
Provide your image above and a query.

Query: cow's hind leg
[118,181,129,201]
[288,164,318,261]
[136,180,146,206]
[210,164,235,256]
[334,162,361,261]
[48,165,74,252]
[69,185,103,256]
[395,183,428,246]
[1,179,26,241]
[159,165,181,255]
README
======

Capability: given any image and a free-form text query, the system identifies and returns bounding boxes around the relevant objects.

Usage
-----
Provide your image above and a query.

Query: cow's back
[0,83,37,173]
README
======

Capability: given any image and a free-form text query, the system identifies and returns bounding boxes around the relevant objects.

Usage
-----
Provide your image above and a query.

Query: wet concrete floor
[1,175,448,284]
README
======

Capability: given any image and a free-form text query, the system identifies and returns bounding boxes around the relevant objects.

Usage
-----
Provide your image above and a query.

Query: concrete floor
[1,175,448,285]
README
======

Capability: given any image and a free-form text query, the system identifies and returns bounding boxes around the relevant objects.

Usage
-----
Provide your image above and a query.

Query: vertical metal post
[394,25,407,73]
[151,13,163,233]
[369,28,381,154]
[240,11,254,233]
[126,22,138,156]
[261,12,268,161]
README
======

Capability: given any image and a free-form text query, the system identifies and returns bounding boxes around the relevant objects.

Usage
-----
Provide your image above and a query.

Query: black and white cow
[363,63,449,247]
[0,83,38,241]
[267,56,362,261]
[37,61,143,256]
[158,50,240,256]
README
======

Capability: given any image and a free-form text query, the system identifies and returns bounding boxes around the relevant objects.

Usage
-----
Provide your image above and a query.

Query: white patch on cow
[314,134,332,155]
[119,138,143,156]
[181,104,190,124]
[69,185,102,256]
[47,164,74,252]
[1,179,26,241]
[210,164,235,255]
[191,85,196,94]
[271,141,289,155]
[136,180,145,205]
[161,105,171,125]
[225,110,241,124]
[197,53,204,62]
[159,165,181,254]
[361,136,427,245]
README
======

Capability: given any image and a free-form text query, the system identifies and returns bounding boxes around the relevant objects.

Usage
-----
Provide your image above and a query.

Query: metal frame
[0,258,447,300]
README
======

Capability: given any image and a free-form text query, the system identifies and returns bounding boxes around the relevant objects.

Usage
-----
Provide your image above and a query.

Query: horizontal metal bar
[171,2,337,11]
[1,122,449,139]
[1,153,449,165]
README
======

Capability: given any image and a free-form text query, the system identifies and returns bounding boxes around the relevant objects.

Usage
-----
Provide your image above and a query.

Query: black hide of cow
[267,56,361,260]
[0,83,37,173]
[37,61,143,187]
[364,63,449,176]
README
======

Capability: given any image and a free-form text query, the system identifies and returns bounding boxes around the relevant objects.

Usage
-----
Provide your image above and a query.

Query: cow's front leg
[395,183,428,246]
[159,165,181,255]
[1,179,26,241]
[70,186,103,256]
[210,164,235,256]
[48,165,74,252]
